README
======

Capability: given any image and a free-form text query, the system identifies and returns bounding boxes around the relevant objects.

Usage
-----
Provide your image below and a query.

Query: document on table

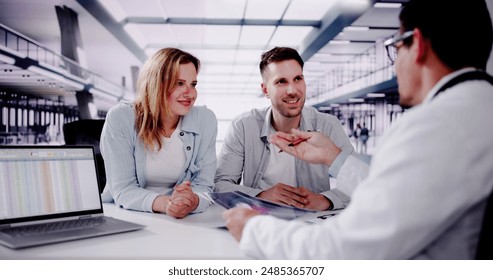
[211,191,342,226]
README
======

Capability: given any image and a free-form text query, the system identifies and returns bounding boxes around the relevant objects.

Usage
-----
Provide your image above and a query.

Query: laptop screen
[0,146,103,224]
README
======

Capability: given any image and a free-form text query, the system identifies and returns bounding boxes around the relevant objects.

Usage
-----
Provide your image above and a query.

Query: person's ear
[261,83,269,99]
[413,28,429,64]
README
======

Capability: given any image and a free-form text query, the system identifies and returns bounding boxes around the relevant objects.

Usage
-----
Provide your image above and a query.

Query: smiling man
[214,47,362,211]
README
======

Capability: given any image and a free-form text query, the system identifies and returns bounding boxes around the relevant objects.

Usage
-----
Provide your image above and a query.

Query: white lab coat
[239,69,493,259]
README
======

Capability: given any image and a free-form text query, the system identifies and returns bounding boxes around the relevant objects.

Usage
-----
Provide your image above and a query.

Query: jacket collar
[180,106,200,134]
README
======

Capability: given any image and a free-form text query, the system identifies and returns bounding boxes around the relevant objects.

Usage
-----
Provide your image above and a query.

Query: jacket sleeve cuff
[321,189,350,210]
[143,192,161,213]
[191,192,213,214]
[241,188,263,197]
[329,149,351,177]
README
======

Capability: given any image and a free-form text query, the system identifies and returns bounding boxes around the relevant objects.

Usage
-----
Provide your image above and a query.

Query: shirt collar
[260,107,274,142]
[260,107,314,142]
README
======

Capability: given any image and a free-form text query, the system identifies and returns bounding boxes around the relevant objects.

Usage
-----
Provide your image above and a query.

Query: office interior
[1,0,493,155]
[2,0,493,263]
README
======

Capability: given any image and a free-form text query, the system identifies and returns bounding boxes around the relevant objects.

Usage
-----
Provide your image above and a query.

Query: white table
[0,203,247,259]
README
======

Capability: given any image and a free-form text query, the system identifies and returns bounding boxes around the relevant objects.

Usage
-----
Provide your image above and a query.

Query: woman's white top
[145,120,186,194]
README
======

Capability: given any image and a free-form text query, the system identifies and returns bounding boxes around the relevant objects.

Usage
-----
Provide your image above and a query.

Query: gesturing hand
[269,129,341,166]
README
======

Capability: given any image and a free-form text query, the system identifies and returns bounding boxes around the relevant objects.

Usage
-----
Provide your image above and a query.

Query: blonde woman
[100,48,217,218]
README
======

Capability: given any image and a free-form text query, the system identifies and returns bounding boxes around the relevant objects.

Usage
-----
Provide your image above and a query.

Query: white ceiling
[0,0,406,109]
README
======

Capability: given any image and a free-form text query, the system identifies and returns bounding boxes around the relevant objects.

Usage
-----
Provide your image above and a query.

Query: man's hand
[257,183,308,208]
[269,129,342,166]
[299,187,332,211]
[223,208,260,242]
[258,184,332,210]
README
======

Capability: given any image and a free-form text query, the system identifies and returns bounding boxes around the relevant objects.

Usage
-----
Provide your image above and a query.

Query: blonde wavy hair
[134,48,200,150]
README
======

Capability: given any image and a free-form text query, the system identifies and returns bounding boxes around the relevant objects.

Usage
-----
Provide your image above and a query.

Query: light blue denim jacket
[215,106,354,210]
[100,102,217,213]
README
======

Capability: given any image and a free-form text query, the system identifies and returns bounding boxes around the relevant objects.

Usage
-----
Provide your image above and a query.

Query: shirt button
[186,146,191,151]
[179,132,184,136]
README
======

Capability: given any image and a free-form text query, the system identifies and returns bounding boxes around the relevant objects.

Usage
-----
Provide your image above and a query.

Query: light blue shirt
[100,102,218,213]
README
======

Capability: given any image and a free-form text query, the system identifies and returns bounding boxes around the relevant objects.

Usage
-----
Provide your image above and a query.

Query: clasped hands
[257,184,331,211]
[153,181,199,218]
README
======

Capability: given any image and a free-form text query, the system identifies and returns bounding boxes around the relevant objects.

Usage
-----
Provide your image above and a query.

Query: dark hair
[399,0,492,70]
[259,47,304,75]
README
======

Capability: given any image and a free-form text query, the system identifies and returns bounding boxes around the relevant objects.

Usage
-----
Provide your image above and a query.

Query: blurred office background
[1,0,492,155]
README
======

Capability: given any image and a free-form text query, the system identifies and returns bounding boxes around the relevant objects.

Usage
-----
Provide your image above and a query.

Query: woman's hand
[166,181,199,218]
[151,181,199,218]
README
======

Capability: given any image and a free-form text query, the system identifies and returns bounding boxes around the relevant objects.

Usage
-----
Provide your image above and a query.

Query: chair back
[63,119,106,193]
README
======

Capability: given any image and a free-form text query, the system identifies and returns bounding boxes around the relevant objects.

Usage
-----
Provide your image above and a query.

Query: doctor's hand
[166,181,199,219]
[269,129,341,166]
[257,183,309,208]
[223,207,260,242]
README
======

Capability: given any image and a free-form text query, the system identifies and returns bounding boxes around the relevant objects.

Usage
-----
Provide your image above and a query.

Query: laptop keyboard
[1,217,106,237]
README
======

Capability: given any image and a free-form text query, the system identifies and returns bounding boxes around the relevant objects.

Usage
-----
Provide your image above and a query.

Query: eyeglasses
[384,30,414,63]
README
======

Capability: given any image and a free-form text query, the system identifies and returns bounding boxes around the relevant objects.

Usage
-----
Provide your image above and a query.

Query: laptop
[0,145,145,249]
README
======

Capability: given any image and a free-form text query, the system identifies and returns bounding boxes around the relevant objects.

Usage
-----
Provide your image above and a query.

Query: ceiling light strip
[0,54,15,64]
[348,98,365,102]
[373,3,402,8]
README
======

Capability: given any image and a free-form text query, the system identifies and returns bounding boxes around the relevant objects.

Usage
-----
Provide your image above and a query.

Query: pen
[288,138,307,147]
[278,138,307,153]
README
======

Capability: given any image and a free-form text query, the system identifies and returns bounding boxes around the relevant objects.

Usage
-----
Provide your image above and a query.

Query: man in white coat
[222,0,493,259]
